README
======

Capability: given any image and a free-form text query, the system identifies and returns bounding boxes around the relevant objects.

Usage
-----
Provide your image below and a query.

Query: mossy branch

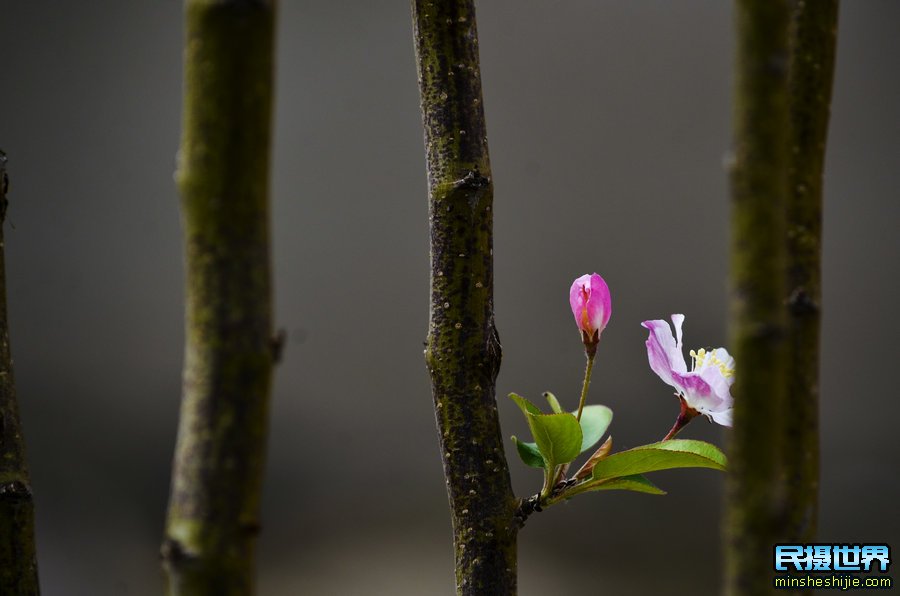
[411,1,518,594]
[0,153,40,596]
[783,0,839,549]
[724,1,791,595]
[162,1,277,594]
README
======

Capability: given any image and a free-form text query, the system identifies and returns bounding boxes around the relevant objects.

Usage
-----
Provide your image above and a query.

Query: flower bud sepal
[581,329,600,359]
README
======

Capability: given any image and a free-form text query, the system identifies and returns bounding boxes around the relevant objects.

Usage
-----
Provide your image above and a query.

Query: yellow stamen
[689,348,734,378]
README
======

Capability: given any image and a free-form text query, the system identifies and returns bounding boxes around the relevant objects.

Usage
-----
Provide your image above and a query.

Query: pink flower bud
[569,273,612,346]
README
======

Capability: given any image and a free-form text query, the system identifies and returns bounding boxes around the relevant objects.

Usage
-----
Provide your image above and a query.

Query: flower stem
[575,352,596,422]
[662,399,698,441]
[543,349,596,504]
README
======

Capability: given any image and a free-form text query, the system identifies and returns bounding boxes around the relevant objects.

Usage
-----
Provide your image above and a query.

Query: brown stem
[162,2,277,594]
[412,1,518,593]
[0,152,40,595]
[661,399,698,441]
[783,0,838,553]
[724,1,791,595]
[575,352,595,422]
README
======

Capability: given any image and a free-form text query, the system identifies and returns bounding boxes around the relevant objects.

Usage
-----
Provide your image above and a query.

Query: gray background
[1,1,898,594]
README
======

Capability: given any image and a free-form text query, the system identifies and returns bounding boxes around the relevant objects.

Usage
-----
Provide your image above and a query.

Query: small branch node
[270,328,286,364]
[0,480,31,499]
[451,169,490,192]
[160,538,195,564]
[787,287,819,316]
[514,494,543,527]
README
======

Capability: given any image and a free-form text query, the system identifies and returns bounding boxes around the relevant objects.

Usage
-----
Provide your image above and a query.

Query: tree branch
[0,152,40,596]
[724,1,791,595]
[783,0,838,552]
[411,1,518,593]
[162,1,277,594]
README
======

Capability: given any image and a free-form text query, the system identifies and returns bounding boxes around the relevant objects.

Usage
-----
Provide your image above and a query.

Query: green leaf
[508,393,584,469]
[512,436,545,469]
[527,412,583,469]
[592,439,727,481]
[576,405,613,454]
[509,392,543,416]
[543,392,563,414]
[578,474,666,496]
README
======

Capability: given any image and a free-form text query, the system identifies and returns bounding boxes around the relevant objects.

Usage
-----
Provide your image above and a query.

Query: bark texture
[411,1,518,594]
[162,2,276,594]
[783,0,838,550]
[724,2,791,595]
[0,153,40,595]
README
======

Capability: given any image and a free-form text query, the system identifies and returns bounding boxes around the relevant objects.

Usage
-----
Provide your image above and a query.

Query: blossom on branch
[642,314,734,427]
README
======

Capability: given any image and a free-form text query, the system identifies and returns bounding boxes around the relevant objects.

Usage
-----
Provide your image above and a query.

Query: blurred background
[1,1,898,594]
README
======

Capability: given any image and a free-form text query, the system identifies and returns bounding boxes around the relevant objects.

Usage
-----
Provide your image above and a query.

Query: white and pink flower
[642,314,735,427]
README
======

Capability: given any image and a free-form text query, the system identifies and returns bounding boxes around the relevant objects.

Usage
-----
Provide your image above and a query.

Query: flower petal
[587,273,612,332]
[642,319,689,392]
[674,372,716,407]
[708,408,733,427]
[569,274,591,333]
[686,364,733,422]
[711,347,736,387]
[671,314,685,350]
